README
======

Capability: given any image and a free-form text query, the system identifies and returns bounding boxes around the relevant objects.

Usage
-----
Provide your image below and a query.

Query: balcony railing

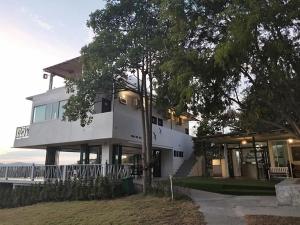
[0,164,132,182]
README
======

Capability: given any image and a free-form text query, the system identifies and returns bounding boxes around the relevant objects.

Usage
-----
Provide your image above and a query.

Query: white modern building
[13,57,196,178]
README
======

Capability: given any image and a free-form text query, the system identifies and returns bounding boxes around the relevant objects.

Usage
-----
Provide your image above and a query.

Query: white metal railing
[0,164,132,182]
[268,166,289,179]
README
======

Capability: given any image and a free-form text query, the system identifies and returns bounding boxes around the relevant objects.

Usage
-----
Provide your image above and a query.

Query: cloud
[33,17,52,31]
[20,6,52,31]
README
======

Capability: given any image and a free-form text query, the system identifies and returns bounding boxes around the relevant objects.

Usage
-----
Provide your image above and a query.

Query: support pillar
[96,146,102,164]
[45,147,59,165]
[101,143,113,165]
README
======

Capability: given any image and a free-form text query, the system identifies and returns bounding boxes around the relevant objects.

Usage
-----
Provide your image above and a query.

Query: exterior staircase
[175,153,197,177]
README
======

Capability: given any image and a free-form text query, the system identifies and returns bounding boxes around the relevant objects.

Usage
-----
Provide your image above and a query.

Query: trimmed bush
[0,177,129,209]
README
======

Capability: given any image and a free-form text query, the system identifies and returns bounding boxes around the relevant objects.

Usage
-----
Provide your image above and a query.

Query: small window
[33,105,46,123]
[185,128,189,135]
[152,116,157,124]
[174,151,177,157]
[102,98,111,113]
[180,151,184,157]
[158,118,163,126]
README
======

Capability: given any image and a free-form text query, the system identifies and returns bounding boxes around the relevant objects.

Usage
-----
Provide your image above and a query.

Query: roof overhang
[43,57,82,79]
[195,129,298,144]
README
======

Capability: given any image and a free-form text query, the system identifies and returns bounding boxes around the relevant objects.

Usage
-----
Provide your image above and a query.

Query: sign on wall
[15,126,30,139]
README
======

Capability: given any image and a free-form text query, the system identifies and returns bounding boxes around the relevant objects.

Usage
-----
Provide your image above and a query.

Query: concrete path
[174,187,300,225]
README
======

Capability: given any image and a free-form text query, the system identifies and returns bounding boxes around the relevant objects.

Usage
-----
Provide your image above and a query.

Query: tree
[63,0,167,193]
[158,0,300,137]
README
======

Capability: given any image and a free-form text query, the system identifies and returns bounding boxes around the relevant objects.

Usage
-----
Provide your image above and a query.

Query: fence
[0,164,132,182]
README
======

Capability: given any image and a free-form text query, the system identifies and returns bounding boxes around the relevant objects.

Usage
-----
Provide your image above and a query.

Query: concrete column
[96,146,102,164]
[80,144,89,164]
[45,147,59,165]
[101,143,113,164]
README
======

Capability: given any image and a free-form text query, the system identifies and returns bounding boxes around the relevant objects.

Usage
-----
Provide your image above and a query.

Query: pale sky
[0,0,105,164]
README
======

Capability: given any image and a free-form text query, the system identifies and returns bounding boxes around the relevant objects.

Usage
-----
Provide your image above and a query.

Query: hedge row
[0,177,128,209]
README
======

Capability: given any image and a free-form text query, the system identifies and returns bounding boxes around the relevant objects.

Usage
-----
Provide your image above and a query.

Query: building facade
[13,57,195,178]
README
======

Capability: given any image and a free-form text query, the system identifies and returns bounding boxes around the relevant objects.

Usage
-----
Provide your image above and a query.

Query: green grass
[0,194,205,225]
[173,177,278,195]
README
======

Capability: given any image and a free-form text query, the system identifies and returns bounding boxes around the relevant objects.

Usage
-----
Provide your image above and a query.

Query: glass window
[33,105,46,123]
[152,116,157,124]
[51,102,59,119]
[45,104,52,120]
[158,118,163,126]
[59,100,67,120]
[272,141,288,167]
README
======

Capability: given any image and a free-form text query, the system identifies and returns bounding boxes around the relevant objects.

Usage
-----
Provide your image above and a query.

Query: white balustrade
[0,164,132,182]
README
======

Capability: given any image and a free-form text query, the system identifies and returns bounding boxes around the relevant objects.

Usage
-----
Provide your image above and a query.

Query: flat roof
[43,57,82,79]
[195,129,297,144]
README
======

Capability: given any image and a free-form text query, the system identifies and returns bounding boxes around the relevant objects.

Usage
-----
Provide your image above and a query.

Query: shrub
[0,177,130,209]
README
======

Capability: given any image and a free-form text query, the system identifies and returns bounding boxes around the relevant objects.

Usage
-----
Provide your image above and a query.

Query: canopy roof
[195,129,297,144]
[43,57,82,79]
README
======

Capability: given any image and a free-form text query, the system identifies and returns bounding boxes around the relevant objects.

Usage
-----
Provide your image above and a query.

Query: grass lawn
[173,177,278,195]
[0,194,205,225]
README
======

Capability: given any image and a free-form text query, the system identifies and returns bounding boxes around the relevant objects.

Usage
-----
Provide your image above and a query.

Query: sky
[0,0,105,164]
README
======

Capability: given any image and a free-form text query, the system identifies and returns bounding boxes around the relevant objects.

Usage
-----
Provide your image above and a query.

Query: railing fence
[0,164,132,182]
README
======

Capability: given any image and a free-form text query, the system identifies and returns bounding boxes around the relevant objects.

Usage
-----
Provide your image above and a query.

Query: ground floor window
[272,141,288,167]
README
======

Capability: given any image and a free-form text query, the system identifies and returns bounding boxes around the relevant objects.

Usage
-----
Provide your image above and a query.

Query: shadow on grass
[172,177,279,196]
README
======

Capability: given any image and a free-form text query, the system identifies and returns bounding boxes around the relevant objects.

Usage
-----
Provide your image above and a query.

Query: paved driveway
[174,187,300,225]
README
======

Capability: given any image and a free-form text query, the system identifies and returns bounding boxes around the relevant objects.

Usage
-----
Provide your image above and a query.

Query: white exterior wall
[14,87,113,148]
[14,88,195,176]
[113,92,194,175]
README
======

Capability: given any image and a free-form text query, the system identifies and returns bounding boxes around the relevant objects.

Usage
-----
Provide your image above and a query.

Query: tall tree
[63,0,167,193]
[158,0,300,137]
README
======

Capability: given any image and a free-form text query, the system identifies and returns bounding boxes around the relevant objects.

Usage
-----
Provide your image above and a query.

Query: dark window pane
[158,118,163,126]
[102,98,111,113]
[152,116,157,124]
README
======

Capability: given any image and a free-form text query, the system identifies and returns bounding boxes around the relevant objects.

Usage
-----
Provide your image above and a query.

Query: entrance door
[153,150,161,177]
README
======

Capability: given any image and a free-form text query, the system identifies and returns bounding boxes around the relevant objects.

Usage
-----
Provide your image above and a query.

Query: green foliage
[0,178,129,209]
[158,0,300,136]
[63,0,167,127]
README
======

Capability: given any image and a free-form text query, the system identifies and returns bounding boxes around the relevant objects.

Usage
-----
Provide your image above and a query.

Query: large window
[33,101,67,123]
[272,141,288,167]
[33,105,46,123]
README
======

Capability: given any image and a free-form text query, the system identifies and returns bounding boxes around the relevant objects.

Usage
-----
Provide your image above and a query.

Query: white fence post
[62,165,67,182]
[30,164,35,181]
[5,166,8,180]
[169,175,174,201]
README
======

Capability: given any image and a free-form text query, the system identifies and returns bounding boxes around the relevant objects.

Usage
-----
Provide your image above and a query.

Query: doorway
[153,150,161,177]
